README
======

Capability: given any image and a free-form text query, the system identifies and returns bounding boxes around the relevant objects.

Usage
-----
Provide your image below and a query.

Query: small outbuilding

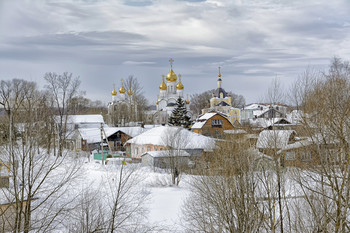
[141,150,197,169]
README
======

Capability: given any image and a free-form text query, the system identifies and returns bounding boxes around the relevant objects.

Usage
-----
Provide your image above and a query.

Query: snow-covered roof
[142,150,191,158]
[191,112,226,129]
[66,115,104,124]
[56,115,105,131]
[244,104,268,110]
[78,126,151,143]
[78,128,101,143]
[104,126,149,138]
[253,110,266,117]
[278,139,313,152]
[126,126,216,151]
[249,118,288,128]
[286,110,305,124]
[256,130,296,149]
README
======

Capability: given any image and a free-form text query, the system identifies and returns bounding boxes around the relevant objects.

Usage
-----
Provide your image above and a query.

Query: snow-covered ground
[77,160,191,232]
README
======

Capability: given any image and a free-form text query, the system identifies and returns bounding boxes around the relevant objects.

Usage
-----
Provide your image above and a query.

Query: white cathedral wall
[167,82,177,94]
[177,90,183,98]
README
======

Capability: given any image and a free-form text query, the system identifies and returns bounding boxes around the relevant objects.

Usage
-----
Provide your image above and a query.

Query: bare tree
[289,57,350,232]
[44,72,81,156]
[161,127,192,186]
[183,134,264,232]
[265,77,286,104]
[124,75,149,123]
[0,78,82,232]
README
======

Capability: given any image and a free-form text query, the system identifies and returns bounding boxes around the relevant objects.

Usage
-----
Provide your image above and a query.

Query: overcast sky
[0,0,349,105]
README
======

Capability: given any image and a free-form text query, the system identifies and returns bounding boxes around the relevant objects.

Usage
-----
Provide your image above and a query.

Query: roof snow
[142,150,191,158]
[67,115,104,124]
[249,118,289,128]
[256,130,296,149]
[78,128,101,143]
[78,126,152,143]
[244,104,268,110]
[104,126,150,138]
[126,126,216,151]
[191,112,228,129]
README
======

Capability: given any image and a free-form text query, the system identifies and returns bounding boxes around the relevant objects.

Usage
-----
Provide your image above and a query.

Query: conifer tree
[168,97,191,128]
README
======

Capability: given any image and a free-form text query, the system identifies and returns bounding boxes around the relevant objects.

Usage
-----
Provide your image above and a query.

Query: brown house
[278,137,342,168]
[191,112,234,137]
[75,126,147,152]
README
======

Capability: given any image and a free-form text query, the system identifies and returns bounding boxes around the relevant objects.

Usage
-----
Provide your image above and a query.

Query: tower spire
[218,66,221,78]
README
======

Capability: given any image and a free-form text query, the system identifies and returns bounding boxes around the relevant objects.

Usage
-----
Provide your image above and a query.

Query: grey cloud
[10,31,147,47]
[123,1,153,7]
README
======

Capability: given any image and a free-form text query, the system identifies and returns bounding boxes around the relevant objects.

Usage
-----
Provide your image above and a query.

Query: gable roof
[256,130,296,149]
[191,112,231,129]
[78,128,101,143]
[249,118,290,128]
[104,126,150,138]
[77,126,151,144]
[255,108,283,118]
[244,104,268,110]
[126,126,215,151]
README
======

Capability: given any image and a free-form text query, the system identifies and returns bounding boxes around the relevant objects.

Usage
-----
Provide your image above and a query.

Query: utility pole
[100,123,104,165]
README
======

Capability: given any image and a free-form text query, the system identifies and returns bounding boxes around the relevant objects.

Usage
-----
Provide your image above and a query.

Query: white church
[153,58,191,125]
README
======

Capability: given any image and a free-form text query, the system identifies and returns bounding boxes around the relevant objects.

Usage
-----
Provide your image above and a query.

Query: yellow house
[201,68,240,124]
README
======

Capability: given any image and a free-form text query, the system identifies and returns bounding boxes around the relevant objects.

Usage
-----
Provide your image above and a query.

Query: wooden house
[191,112,234,137]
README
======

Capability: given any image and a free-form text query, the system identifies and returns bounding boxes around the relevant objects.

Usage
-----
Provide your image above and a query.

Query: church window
[220,93,223,98]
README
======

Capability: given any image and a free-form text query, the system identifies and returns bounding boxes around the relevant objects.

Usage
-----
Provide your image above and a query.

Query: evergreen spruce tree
[168,97,191,128]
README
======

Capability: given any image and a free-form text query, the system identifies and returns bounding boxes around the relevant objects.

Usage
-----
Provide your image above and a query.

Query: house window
[135,148,138,155]
[301,151,312,161]
[212,119,223,128]
[285,151,296,161]
[147,146,151,151]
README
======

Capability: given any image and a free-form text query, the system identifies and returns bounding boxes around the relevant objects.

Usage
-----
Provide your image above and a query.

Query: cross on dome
[169,58,174,69]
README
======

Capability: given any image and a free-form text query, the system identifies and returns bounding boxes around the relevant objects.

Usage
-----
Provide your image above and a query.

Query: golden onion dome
[119,79,126,94]
[218,66,221,78]
[176,75,184,90]
[159,75,167,90]
[166,69,177,82]
[127,89,133,96]
[186,95,190,104]
[112,84,117,96]
[156,100,159,105]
